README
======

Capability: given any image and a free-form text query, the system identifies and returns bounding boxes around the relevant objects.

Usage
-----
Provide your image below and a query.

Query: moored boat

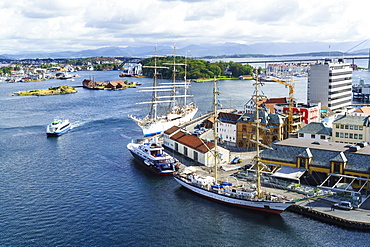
[46,118,71,136]
[127,140,177,175]
[129,46,198,137]
[173,77,295,214]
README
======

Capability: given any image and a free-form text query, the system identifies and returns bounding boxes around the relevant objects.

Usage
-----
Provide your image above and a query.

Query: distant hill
[1,41,369,59]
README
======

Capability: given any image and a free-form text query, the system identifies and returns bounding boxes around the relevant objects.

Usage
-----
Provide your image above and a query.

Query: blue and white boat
[127,140,177,175]
[46,118,71,136]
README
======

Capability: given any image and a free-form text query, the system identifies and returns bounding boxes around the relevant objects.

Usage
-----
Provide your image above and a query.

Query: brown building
[236,110,286,148]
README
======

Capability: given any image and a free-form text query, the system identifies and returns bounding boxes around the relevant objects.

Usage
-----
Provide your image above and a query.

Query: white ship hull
[46,119,71,136]
[174,175,293,214]
[133,106,198,137]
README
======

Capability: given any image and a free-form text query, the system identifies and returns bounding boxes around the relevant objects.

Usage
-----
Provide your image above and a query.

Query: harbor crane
[271,78,295,134]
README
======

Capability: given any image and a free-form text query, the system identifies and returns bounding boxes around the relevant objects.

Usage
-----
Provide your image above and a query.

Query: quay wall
[288,205,370,232]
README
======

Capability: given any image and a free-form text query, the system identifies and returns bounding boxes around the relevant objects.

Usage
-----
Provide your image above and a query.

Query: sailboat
[129,46,198,137]
[174,76,295,214]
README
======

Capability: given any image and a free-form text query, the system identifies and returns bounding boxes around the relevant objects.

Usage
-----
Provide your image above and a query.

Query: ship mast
[163,45,186,112]
[213,77,220,183]
[141,46,169,120]
[252,74,267,197]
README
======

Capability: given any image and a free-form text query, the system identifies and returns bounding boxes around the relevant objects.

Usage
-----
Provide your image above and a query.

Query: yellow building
[332,115,370,144]
[236,110,286,148]
[260,138,370,193]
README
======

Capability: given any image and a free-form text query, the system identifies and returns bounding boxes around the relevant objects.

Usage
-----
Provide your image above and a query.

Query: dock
[144,109,370,231]
[184,162,370,231]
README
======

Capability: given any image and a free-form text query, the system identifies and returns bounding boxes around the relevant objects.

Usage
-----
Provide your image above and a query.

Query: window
[175,143,178,152]
[355,126,358,130]
[336,124,339,128]
[359,126,363,130]
[359,134,363,140]
[341,125,344,129]
[345,133,348,138]
[242,133,247,139]
[299,133,304,137]
[350,125,353,130]
[340,133,344,138]
[349,133,353,138]
[336,132,339,137]
[354,134,358,139]
[345,125,349,129]
[333,163,341,173]
[320,135,326,140]
[184,147,188,156]
[311,134,315,139]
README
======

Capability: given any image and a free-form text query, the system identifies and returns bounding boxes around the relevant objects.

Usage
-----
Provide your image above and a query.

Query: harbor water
[1,70,369,246]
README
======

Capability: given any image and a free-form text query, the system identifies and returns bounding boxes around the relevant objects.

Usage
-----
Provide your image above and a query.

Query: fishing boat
[46,118,71,136]
[127,139,177,175]
[174,77,295,214]
[129,46,198,137]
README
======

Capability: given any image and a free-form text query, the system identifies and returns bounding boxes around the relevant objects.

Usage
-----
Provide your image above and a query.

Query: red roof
[354,107,370,115]
[170,132,214,153]
[265,97,287,104]
[164,126,181,135]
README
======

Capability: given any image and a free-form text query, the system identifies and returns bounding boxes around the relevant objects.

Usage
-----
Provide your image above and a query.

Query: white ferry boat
[46,118,71,136]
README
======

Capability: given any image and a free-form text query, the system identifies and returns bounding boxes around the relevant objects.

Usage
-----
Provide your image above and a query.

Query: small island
[14,85,77,96]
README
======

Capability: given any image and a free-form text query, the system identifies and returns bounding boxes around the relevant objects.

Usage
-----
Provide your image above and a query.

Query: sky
[1,0,370,54]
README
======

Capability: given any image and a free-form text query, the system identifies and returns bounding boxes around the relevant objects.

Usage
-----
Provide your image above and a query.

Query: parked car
[231,157,242,164]
[356,141,368,148]
[333,201,354,210]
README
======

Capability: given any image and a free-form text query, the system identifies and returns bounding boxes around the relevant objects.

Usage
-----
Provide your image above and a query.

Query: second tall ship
[174,77,295,214]
[129,46,198,137]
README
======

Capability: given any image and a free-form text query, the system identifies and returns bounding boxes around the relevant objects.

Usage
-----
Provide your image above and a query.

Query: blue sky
[1,0,369,54]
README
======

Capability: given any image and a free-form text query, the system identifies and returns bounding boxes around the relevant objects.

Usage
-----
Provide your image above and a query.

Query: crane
[271,78,295,134]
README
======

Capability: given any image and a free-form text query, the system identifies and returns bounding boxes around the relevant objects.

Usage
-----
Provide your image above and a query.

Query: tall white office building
[308,58,352,111]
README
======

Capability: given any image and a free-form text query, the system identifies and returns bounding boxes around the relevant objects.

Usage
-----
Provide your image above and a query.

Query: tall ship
[174,77,295,214]
[129,47,198,137]
[127,139,177,175]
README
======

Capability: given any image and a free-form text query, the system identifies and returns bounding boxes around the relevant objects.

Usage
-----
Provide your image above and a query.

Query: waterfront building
[244,97,287,114]
[332,115,370,144]
[236,110,286,148]
[351,106,370,117]
[163,126,230,167]
[217,112,240,146]
[308,58,352,111]
[297,122,332,141]
[260,138,370,194]
[274,102,321,124]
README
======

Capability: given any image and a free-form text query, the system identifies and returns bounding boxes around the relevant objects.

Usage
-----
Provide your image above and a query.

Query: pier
[146,109,370,231]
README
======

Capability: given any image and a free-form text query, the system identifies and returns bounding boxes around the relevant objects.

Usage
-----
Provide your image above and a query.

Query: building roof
[238,111,284,125]
[218,112,241,124]
[265,98,287,104]
[296,122,332,135]
[333,115,370,126]
[260,138,370,173]
[170,131,215,154]
[353,106,370,115]
[164,126,181,135]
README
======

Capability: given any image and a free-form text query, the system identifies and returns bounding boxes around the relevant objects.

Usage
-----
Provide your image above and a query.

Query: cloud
[0,0,369,54]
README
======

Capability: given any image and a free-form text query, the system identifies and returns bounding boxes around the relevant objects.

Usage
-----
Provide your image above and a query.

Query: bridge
[239,56,370,67]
